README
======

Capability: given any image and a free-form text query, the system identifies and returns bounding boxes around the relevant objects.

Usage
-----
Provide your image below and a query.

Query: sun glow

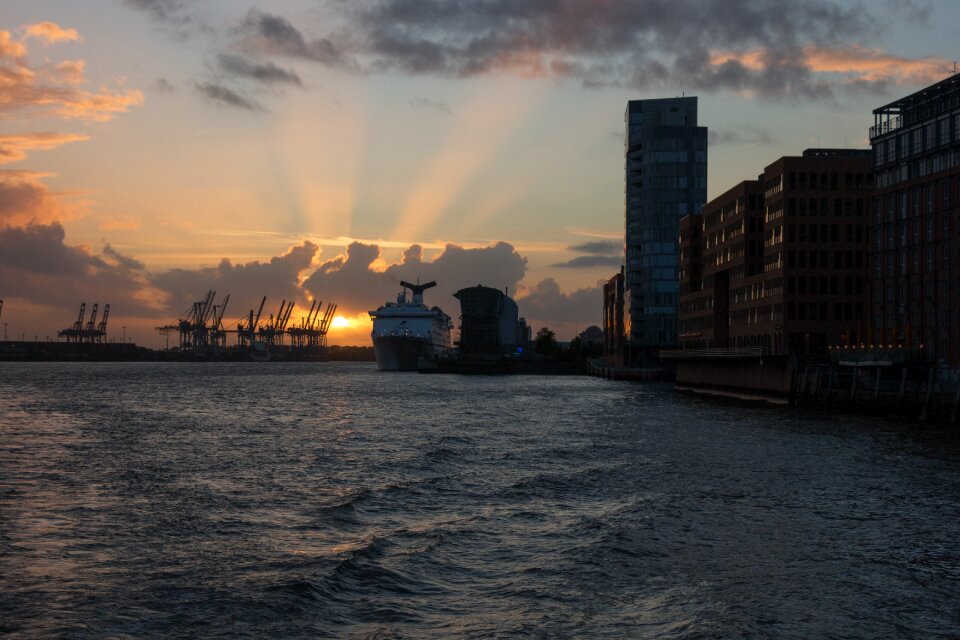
[330,316,351,329]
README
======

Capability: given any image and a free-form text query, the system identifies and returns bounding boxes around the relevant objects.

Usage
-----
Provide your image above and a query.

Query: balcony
[869,115,902,140]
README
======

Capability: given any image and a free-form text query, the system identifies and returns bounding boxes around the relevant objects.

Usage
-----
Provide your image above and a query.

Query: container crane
[95,304,110,343]
[237,296,266,347]
[59,302,86,342]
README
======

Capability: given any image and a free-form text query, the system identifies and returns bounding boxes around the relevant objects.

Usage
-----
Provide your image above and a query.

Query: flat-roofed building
[678,150,872,356]
[624,97,707,360]
[870,72,960,366]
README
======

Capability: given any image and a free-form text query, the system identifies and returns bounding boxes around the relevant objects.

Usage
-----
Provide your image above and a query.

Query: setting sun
[330,316,351,329]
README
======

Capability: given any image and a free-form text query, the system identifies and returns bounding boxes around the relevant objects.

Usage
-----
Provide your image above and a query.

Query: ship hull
[373,335,438,371]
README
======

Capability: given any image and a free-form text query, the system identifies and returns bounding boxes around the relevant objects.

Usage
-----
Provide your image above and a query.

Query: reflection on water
[1,362,960,638]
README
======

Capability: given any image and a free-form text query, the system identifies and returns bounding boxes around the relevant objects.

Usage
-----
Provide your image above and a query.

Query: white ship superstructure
[369,281,452,371]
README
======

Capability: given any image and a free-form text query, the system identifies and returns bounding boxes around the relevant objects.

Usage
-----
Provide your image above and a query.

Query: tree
[534,326,558,355]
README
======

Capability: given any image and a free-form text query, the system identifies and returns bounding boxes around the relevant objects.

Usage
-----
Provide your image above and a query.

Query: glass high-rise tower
[624,97,707,358]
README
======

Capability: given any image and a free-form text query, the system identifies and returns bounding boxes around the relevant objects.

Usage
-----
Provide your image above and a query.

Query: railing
[869,116,902,140]
[659,346,767,360]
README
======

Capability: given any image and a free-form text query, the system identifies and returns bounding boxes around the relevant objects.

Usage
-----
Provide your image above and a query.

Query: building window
[925,122,936,150]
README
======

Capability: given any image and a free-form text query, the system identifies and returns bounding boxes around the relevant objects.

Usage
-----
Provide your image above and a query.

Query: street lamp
[122,326,126,344]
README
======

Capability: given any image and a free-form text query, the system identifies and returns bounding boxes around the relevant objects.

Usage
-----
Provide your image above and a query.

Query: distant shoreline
[0,341,376,363]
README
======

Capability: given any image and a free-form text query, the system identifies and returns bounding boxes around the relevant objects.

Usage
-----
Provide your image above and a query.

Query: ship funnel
[401,280,436,306]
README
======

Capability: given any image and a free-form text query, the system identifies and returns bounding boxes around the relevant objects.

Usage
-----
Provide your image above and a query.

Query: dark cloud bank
[0,221,601,335]
[121,0,918,111]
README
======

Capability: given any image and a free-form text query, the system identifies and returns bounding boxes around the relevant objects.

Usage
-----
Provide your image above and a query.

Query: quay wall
[669,355,960,424]
[674,358,793,401]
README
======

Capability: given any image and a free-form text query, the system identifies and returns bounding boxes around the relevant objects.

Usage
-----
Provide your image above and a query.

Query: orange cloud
[53,59,85,84]
[0,25,143,121]
[710,46,952,87]
[709,50,765,71]
[0,170,89,227]
[0,31,27,59]
[98,213,141,231]
[22,22,81,45]
[802,46,952,86]
[0,133,89,164]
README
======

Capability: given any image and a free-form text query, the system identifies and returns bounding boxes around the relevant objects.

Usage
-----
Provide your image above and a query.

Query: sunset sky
[2,0,959,346]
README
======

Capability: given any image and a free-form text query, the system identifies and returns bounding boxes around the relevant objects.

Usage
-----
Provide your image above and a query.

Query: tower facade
[870,73,960,366]
[624,97,707,359]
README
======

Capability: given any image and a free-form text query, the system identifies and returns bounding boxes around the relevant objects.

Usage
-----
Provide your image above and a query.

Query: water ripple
[2,362,960,638]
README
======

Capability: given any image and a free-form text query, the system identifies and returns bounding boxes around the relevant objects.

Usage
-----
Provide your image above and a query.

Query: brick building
[602,267,630,366]
[869,72,960,366]
[678,149,872,356]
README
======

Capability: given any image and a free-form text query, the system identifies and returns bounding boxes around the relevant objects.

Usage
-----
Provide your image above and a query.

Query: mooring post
[850,365,858,401]
[873,367,882,402]
[899,368,908,401]
[826,365,834,400]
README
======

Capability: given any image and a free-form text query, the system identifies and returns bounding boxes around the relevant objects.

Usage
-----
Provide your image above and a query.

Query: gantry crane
[237,296,266,347]
[59,302,87,342]
[259,299,294,346]
[95,304,110,343]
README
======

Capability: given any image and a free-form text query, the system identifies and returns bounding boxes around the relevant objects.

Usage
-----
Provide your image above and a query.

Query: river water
[1,362,959,638]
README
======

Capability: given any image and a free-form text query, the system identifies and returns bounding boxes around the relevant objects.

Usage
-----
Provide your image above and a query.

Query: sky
[1,0,959,346]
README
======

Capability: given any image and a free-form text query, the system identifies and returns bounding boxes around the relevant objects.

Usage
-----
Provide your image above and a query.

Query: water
[1,362,959,639]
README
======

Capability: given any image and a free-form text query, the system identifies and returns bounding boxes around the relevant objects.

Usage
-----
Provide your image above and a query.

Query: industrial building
[869,71,960,366]
[453,285,524,357]
[624,97,707,360]
[678,149,872,356]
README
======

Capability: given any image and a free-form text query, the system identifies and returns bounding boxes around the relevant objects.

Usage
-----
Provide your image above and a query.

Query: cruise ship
[369,281,452,371]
